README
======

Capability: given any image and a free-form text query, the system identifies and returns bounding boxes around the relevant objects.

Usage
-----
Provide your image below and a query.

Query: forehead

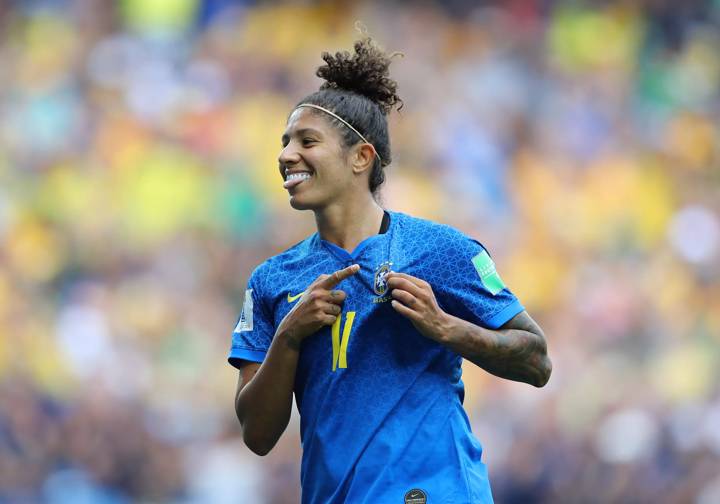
[284,107,336,136]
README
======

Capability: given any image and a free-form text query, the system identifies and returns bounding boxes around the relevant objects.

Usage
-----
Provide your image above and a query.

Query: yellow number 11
[331,311,356,371]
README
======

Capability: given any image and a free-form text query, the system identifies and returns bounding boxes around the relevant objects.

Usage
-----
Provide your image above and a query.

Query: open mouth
[283,171,312,190]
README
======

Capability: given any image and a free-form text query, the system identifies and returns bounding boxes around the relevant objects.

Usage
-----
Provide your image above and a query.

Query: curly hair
[294,37,402,197]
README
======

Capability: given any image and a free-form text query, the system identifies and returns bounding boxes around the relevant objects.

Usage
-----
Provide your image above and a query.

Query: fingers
[315,301,341,327]
[321,301,342,316]
[301,290,343,328]
[315,297,340,325]
[391,299,420,322]
[390,288,418,308]
[319,264,360,289]
[308,310,338,327]
[305,289,345,309]
[386,275,424,298]
[386,272,428,289]
[329,290,346,303]
[305,288,345,305]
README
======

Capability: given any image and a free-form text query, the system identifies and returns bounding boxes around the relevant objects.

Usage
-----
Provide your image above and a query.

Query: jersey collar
[317,210,396,262]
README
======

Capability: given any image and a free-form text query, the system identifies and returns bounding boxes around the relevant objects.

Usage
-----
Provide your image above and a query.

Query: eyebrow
[281,127,323,145]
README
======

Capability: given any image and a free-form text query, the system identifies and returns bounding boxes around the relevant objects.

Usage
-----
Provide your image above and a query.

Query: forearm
[235,328,301,455]
[233,265,357,455]
[385,271,551,387]
[439,314,552,387]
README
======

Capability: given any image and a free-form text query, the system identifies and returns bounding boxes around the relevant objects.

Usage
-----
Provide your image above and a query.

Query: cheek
[323,166,352,187]
[315,151,350,183]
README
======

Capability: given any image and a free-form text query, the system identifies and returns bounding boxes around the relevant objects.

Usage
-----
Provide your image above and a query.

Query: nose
[278,142,301,171]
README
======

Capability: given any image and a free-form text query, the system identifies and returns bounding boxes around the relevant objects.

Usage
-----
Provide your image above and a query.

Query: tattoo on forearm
[456,312,550,387]
[284,329,301,351]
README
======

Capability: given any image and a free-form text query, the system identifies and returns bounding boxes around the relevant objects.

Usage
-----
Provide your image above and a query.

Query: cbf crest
[372,261,393,302]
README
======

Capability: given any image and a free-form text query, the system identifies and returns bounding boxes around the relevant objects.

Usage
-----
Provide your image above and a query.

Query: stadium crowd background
[1,0,719,502]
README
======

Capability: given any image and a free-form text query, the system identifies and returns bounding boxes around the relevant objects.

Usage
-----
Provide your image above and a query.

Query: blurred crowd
[1,0,719,502]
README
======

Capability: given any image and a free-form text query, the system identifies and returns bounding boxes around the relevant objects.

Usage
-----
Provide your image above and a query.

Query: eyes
[281,136,318,148]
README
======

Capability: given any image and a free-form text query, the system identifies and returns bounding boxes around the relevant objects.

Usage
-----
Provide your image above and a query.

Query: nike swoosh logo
[287,292,304,303]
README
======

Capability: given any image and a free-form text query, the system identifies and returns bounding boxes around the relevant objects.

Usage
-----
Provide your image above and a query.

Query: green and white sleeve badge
[471,251,506,295]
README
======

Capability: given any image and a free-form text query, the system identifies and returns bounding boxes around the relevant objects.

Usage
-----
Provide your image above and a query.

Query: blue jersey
[229,211,524,504]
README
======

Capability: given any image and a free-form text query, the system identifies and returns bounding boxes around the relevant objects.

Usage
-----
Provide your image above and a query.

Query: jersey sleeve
[432,236,524,330]
[228,268,275,369]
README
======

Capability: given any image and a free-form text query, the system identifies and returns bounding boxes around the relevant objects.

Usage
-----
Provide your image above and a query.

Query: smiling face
[279,108,357,211]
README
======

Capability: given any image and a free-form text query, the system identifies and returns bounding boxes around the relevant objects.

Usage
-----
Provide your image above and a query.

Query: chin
[287,186,334,211]
[288,194,319,211]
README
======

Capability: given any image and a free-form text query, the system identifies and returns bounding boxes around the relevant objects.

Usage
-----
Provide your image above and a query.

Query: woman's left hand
[386,272,451,343]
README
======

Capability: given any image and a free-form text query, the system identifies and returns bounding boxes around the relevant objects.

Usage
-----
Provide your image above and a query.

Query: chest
[269,247,424,328]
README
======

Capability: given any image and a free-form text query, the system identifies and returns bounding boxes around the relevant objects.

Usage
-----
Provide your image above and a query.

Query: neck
[314,194,385,253]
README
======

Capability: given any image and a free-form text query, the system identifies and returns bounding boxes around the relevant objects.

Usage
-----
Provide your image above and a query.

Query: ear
[350,143,378,176]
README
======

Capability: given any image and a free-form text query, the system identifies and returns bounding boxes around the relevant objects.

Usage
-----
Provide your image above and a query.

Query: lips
[283,170,312,190]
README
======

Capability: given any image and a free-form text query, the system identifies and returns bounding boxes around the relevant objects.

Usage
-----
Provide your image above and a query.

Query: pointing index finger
[321,264,360,289]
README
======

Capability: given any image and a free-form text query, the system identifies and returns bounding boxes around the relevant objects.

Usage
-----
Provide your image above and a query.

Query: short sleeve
[228,269,275,369]
[432,237,524,330]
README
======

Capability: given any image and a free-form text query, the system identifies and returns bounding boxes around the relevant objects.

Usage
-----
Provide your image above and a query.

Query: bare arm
[440,310,551,387]
[234,331,300,456]
[234,264,359,455]
[386,272,552,388]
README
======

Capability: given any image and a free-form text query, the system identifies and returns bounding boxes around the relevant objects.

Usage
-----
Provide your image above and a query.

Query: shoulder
[247,234,319,292]
[391,211,486,258]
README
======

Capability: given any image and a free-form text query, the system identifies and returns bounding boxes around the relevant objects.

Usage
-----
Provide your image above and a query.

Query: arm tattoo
[501,311,544,335]
[447,311,551,387]
[283,328,302,351]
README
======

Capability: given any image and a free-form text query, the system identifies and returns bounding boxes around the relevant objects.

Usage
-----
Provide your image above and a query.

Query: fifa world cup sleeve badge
[471,251,506,295]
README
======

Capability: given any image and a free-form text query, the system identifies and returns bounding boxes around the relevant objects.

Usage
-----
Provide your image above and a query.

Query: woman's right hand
[276,264,360,350]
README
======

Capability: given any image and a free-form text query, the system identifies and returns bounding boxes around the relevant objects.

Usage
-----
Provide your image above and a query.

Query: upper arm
[430,233,524,329]
[236,361,261,398]
[228,270,275,369]
[500,310,548,355]
[500,310,544,337]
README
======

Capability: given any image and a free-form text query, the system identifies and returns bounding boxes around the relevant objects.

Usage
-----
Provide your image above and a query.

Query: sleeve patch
[234,289,254,332]
[471,251,506,295]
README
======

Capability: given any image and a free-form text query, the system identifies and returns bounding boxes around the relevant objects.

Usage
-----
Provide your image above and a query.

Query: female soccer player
[229,37,551,504]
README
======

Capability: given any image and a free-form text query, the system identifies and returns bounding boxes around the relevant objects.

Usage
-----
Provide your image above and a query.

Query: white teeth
[287,173,311,181]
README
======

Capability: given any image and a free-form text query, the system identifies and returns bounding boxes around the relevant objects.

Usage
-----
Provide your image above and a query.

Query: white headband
[295,103,382,163]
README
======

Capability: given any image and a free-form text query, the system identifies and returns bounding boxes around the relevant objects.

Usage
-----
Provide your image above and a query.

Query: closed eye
[302,138,317,146]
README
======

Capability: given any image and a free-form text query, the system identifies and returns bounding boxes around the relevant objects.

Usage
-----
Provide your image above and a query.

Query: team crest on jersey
[373,261,392,295]
[372,261,393,303]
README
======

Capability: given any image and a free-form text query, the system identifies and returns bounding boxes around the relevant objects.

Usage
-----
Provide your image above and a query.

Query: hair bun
[316,37,402,115]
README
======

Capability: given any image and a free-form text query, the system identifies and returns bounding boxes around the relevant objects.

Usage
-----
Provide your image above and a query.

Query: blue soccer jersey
[229,211,524,504]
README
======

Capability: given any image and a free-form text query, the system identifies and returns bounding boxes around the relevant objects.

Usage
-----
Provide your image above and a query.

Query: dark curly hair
[294,37,402,198]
